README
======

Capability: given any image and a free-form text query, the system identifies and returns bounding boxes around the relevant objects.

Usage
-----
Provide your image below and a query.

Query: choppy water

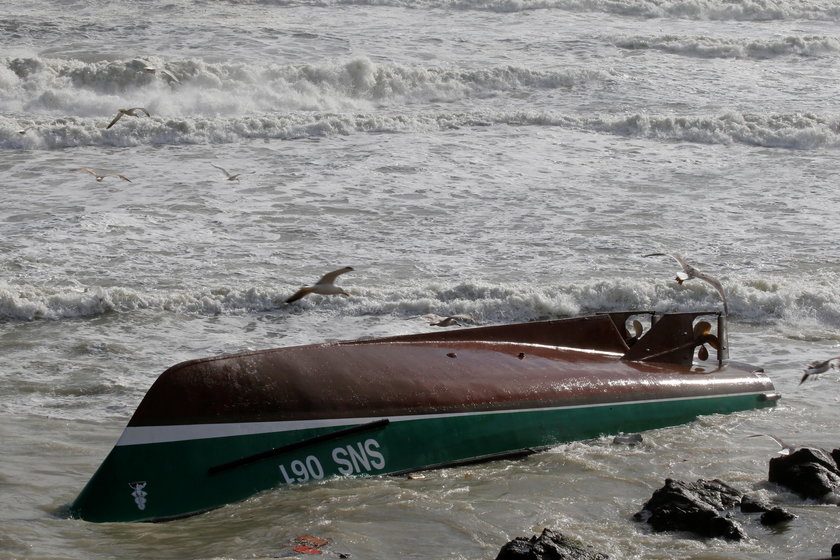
[2,0,840,558]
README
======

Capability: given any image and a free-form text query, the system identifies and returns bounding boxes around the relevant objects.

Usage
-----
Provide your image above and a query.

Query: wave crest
[1,55,608,117]
[2,277,838,332]
[613,34,840,59]
[4,110,839,150]
[257,0,840,21]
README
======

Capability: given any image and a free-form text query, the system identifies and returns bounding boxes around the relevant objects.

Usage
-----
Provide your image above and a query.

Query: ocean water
[2,0,840,558]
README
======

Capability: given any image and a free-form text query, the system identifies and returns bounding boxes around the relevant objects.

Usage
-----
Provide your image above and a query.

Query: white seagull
[143,65,180,85]
[211,164,254,181]
[71,167,131,182]
[106,107,151,129]
[748,433,796,456]
[799,356,840,384]
[644,253,729,315]
[423,314,478,327]
[285,266,354,304]
[135,59,180,85]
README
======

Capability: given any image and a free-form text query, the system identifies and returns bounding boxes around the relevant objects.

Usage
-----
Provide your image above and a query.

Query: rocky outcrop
[738,493,771,513]
[759,506,796,525]
[495,528,608,560]
[739,493,797,526]
[768,447,840,502]
[634,478,747,540]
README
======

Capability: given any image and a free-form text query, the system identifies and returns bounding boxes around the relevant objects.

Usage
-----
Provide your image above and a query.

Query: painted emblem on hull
[128,481,148,510]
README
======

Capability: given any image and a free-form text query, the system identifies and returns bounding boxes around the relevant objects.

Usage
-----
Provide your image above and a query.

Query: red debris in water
[294,535,330,547]
[292,544,323,554]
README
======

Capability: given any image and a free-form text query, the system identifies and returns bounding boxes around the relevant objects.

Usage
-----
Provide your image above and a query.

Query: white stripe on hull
[116,390,765,446]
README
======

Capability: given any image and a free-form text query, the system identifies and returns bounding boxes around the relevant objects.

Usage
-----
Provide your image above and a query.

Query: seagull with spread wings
[799,356,840,384]
[423,314,478,327]
[143,65,180,85]
[106,107,151,129]
[285,267,354,304]
[748,433,796,455]
[211,164,254,181]
[71,167,131,182]
[644,253,729,315]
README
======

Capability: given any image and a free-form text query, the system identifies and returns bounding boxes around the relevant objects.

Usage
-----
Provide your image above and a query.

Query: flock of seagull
[60,106,251,184]
[285,257,835,385]
[15,62,243,184]
[18,92,834,386]
[14,62,834,466]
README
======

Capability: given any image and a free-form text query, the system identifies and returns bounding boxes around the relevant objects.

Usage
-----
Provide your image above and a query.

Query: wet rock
[739,493,772,513]
[759,506,796,526]
[768,447,840,502]
[495,528,608,560]
[739,493,796,525]
[634,478,746,541]
[612,434,643,446]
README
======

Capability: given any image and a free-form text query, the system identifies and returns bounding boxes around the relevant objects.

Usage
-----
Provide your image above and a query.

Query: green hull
[69,311,779,522]
[71,391,772,522]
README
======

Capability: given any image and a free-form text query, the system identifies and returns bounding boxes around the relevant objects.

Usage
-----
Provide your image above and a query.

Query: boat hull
[73,390,772,523]
[69,313,778,522]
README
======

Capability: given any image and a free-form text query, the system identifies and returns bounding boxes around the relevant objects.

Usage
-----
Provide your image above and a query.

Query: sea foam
[612,34,840,59]
[1,55,609,118]
[4,55,839,150]
[4,110,839,151]
[1,276,838,333]
[256,0,840,21]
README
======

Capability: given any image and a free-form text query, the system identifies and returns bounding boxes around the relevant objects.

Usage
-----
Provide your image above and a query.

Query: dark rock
[739,494,772,514]
[768,447,840,501]
[495,528,608,560]
[759,506,796,526]
[739,494,796,525]
[831,542,840,556]
[634,478,746,541]
[612,434,643,446]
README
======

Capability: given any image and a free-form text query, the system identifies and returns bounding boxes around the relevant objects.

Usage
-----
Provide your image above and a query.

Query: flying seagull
[135,58,181,85]
[799,356,840,384]
[423,314,478,327]
[748,433,796,456]
[211,163,254,181]
[71,167,131,182]
[285,266,354,304]
[625,319,644,345]
[644,253,729,315]
[143,65,180,85]
[106,107,151,129]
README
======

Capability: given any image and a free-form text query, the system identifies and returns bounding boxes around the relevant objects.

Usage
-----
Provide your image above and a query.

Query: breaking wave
[612,34,840,59]
[254,0,840,21]
[0,55,608,116]
[4,110,840,150]
[2,276,838,333]
[3,55,840,150]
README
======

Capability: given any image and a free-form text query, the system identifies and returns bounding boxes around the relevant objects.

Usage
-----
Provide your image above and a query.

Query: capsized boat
[69,310,779,522]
